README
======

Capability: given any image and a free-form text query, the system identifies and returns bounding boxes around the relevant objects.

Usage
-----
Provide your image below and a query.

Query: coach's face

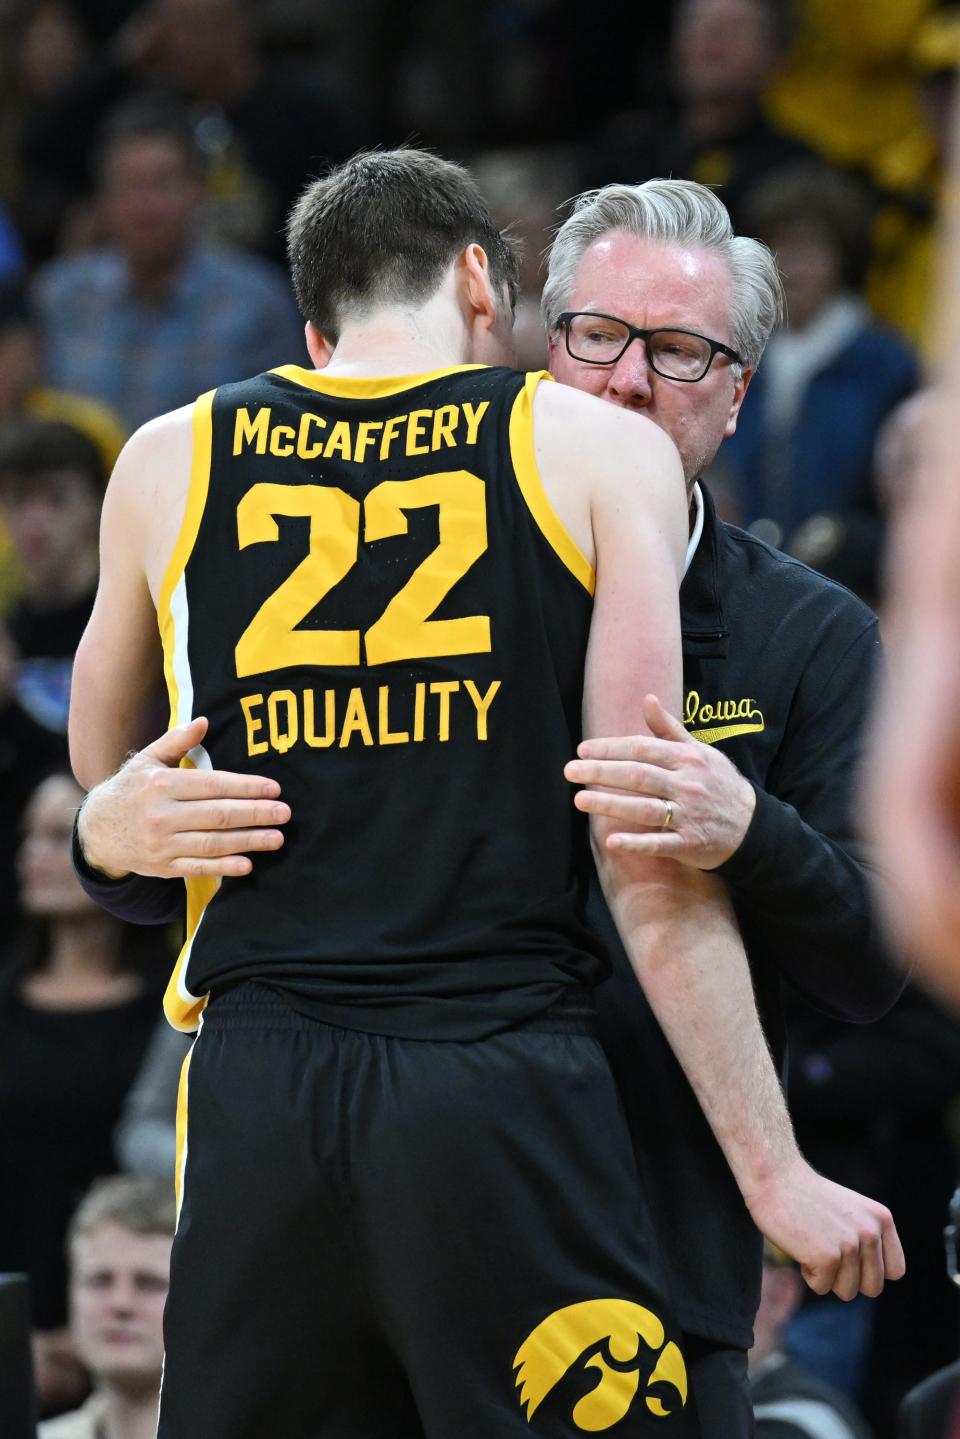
[547,231,752,489]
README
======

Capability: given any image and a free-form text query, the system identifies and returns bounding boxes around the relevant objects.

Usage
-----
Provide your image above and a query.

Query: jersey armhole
[509,371,596,596]
[156,389,215,729]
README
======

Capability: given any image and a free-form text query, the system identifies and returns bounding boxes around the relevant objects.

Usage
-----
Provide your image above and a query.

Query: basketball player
[70,150,899,1437]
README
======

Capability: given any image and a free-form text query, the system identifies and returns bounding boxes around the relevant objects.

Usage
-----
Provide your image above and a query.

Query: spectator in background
[0,285,125,477]
[718,163,919,552]
[781,386,937,609]
[39,1174,174,1439]
[0,418,106,932]
[580,0,813,231]
[0,2,91,263]
[0,419,101,730]
[0,772,170,1415]
[751,1246,874,1439]
[867,6,960,358]
[0,286,125,614]
[776,387,934,611]
[32,99,305,432]
[471,145,577,370]
[763,0,931,182]
[19,0,361,265]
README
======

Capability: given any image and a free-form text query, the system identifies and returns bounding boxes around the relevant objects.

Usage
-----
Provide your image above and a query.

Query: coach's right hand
[76,716,290,880]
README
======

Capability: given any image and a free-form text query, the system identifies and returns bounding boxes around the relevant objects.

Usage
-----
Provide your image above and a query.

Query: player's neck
[320,293,473,379]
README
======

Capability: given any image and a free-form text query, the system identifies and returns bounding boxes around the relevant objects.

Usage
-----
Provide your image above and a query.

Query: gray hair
[541,179,785,369]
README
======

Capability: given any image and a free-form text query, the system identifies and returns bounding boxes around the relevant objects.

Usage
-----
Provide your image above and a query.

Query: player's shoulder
[104,402,197,526]
[113,402,195,470]
[534,378,678,459]
[533,382,684,506]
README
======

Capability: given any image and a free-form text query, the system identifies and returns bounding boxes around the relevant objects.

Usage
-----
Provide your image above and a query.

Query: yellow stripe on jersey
[174,1044,193,1220]
[157,389,215,728]
[509,371,595,596]
[155,391,219,1034]
[163,863,219,1033]
[269,363,488,400]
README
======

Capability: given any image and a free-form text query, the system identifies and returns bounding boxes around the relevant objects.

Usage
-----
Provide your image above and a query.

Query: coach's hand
[564,694,756,869]
[76,716,290,880]
[744,1153,905,1300]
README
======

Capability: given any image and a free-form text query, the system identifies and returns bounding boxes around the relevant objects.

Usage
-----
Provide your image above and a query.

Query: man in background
[0,417,105,931]
[33,99,304,432]
[39,1175,173,1439]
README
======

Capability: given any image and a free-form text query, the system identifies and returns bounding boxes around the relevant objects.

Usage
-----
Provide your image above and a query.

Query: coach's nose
[606,337,654,409]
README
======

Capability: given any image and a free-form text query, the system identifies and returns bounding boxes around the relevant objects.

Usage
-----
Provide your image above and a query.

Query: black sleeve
[714,615,905,1023]
[72,813,186,927]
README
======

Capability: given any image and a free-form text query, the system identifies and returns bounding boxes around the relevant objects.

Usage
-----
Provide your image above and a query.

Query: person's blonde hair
[68,1174,175,1251]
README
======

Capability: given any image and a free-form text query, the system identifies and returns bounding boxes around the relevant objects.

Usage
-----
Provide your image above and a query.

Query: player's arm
[69,416,180,789]
[568,617,903,1023]
[555,395,903,1300]
[70,407,291,883]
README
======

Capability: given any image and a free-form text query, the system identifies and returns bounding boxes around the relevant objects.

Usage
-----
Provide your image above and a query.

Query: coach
[553,180,905,1435]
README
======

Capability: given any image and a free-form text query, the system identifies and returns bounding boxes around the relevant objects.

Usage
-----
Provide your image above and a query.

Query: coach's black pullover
[73,483,904,1345]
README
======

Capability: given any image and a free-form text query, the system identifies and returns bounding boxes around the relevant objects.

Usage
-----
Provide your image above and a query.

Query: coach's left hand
[564,694,756,869]
[77,717,291,880]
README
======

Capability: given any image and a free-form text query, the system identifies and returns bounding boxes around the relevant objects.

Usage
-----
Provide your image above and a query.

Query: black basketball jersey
[158,363,604,1039]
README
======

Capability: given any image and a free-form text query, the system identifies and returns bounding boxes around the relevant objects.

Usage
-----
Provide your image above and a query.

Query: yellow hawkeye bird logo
[513,1299,687,1431]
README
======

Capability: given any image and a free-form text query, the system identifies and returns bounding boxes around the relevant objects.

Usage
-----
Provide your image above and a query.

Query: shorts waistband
[202,981,597,1037]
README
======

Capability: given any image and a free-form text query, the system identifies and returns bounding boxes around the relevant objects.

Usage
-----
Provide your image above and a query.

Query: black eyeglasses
[556,311,742,382]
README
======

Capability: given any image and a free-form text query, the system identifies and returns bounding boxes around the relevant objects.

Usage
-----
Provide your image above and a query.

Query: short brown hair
[286,148,520,340]
[68,1175,176,1251]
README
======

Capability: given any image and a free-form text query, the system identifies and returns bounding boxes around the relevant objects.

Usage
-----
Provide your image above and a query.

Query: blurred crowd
[1,0,959,1435]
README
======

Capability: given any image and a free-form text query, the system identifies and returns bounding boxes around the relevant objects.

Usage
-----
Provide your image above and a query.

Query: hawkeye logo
[513,1299,687,1431]
[684,689,765,746]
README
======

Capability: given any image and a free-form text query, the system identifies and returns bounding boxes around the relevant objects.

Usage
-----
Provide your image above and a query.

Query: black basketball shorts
[158,983,693,1438]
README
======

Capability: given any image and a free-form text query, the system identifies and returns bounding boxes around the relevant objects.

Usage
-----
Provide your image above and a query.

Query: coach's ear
[305,322,333,370]
[724,365,755,438]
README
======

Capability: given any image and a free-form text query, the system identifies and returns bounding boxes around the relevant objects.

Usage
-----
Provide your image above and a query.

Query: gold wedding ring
[661,799,674,831]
